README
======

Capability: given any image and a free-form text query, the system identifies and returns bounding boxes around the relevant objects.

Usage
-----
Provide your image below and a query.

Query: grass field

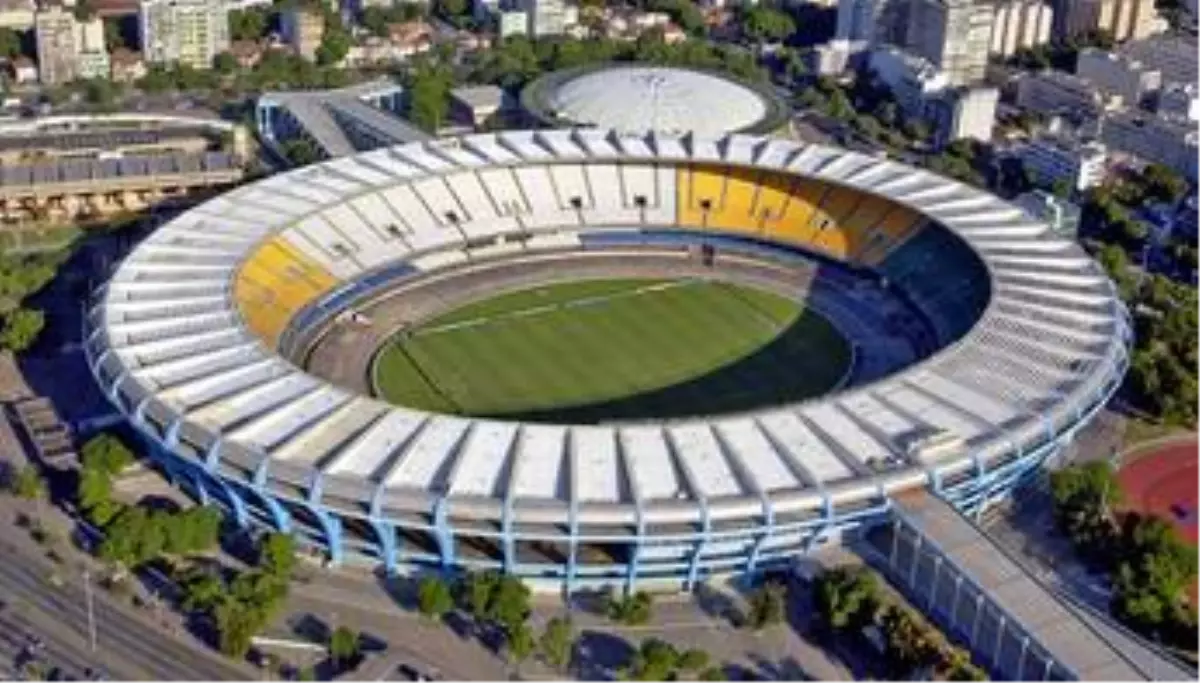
[372,278,851,422]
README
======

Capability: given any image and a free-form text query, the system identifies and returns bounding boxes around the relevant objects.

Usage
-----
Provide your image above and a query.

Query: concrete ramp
[870,492,1190,681]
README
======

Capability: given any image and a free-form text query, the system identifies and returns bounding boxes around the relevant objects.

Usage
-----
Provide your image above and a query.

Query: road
[0,515,255,681]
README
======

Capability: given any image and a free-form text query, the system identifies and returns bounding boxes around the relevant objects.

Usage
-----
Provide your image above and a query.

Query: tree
[73,0,97,21]
[181,570,226,612]
[740,6,796,43]
[228,6,270,41]
[1141,163,1186,204]
[1048,461,1122,559]
[258,532,297,577]
[81,433,135,474]
[699,666,727,681]
[621,638,680,681]
[407,66,451,133]
[459,571,500,624]
[213,51,238,74]
[214,599,261,659]
[813,567,879,631]
[0,307,44,352]
[417,575,454,621]
[538,616,575,673]
[504,622,535,676]
[329,626,361,668]
[745,581,787,630]
[487,575,532,633]
[0,28,21,59]
[315,28,350,66]
[879,605,941,678]
[103,18,125,51]
[9,465,44,500]
[677,648,710,672]
[606,590,653,625]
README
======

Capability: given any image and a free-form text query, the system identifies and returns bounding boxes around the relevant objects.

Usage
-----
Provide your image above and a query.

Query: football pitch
[372,278,851,422]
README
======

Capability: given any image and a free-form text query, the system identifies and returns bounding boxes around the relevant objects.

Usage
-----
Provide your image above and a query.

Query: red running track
[1117,439,1199,545]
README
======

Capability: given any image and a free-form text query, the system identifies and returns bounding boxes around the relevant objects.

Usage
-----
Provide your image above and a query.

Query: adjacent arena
[85,130,1130,590]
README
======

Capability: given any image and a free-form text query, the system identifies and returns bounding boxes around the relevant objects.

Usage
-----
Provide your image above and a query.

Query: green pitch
[372,278,851,422]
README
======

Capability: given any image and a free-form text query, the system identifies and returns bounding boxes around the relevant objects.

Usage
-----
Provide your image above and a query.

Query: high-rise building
[75,16,110,79]
[34,5,77,85]
[523,0,573,36]
[906,0,992,86]
[835,0,909,45]
[1018,137,1109,191]
[1054,0,1163,40]
[281,5,324,61]
[927,85,999,143]
[139,0,230,70]
[989,0,1052,58]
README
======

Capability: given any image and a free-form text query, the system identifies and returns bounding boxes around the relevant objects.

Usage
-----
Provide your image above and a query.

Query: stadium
[84,128,1130,592]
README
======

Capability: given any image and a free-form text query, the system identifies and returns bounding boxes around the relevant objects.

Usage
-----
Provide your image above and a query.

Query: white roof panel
[448,421,519,496]
[713,418,800,493]
[512,425,567,499]
[619,425,681,501]
[667,423,742,499]
[384,416,470,489]
[572,426,621,503]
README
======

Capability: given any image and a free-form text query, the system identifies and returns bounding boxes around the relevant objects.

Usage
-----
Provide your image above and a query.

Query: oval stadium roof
[525,65,785,137]
[86,130,1128,528]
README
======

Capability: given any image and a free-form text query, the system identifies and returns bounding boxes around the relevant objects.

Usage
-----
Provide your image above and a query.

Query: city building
[1075,48,1161,107]
[928,85,999,144]
[1100,110,1199,180]
[1015,69,1122,118]
[497,8,527,36]
[281,4,323,61]
[1157,82,1197,122]
[523,0,575,36]
[139,0,231,70]
[1054,0,1164,40]
[1018,136,1109,191]
[34,5,78,85]
[835,0,909,46]
[109,46,147,82]
[869,46,950,116]
[1014,189,1082,237]
[1115,34,1197,90]
[988,0,1052,58]
[75,16,110,79]
[0,0,34,29]
[905,0,992,85]
[8,54,36,83]
[449,85,508,130]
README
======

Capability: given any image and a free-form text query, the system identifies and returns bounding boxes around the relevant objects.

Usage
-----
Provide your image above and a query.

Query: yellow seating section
[233,237,339,345]
[672,162,925,266]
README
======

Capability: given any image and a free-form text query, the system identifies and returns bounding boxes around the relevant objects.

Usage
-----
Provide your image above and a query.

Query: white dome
[546,66,770,137]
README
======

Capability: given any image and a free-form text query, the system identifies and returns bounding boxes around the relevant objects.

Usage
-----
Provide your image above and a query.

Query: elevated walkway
[863,492,1191,681]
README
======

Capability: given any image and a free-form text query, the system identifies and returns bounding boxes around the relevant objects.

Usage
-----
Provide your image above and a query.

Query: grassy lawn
[372,278,851,422]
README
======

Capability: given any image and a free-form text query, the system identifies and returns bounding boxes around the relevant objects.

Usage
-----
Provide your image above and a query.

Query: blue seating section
[876,228,989,343]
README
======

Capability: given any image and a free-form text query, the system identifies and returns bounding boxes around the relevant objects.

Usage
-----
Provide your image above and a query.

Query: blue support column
[433,496,455,570]
[132,397,150,426]
[625,501,645,596]
[501,495,515,574]
[745,497,774,576]
[214,477,249,528]
[204,437,223,473]
[108,370,128,402]
[566,496,579,593]
[164,418,182,450]
[305,472,341,565]
[685,502,711,592]
[370,485,397,574]
[190,472,211,507]
[253,458,290,532]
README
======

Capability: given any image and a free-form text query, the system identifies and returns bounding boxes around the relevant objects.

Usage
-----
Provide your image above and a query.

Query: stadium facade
[85,130,1129,591]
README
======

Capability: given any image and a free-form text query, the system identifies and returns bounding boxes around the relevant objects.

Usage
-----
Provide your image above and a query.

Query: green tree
[213,51,238,74]
[315,28,351,66]
[740,6,796,43]
[459,571,499,624]
[181,570,226,612]
[488,575,532,632]
[214,599,261,659]
[813,567,879,631]
[879,605,941,678]
[258,532,297,577]
[81,433,135,474]
[73,0,97,21]
[1141,163,1187,204]
[228,6,270,41]
[407,66,451,132]
[9,464,44,500]
[745,581,787,630]
[417,575,454,620]
[1048,461,1122,558]
[699,666,727,681]
[606,590,653,625]
[538,616,574,673]
[504,622,535,677]
[1,307,44,352]
[0,28,22,59]
[621,638,680,681]
[677,648,710,672]
[329,626,361,668]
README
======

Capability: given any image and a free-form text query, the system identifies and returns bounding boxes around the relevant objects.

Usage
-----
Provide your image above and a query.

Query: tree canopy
[814,567,879,631]
[0,307,44,352]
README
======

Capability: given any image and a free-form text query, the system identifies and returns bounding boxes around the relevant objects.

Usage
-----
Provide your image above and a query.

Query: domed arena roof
[524,65,786,137]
